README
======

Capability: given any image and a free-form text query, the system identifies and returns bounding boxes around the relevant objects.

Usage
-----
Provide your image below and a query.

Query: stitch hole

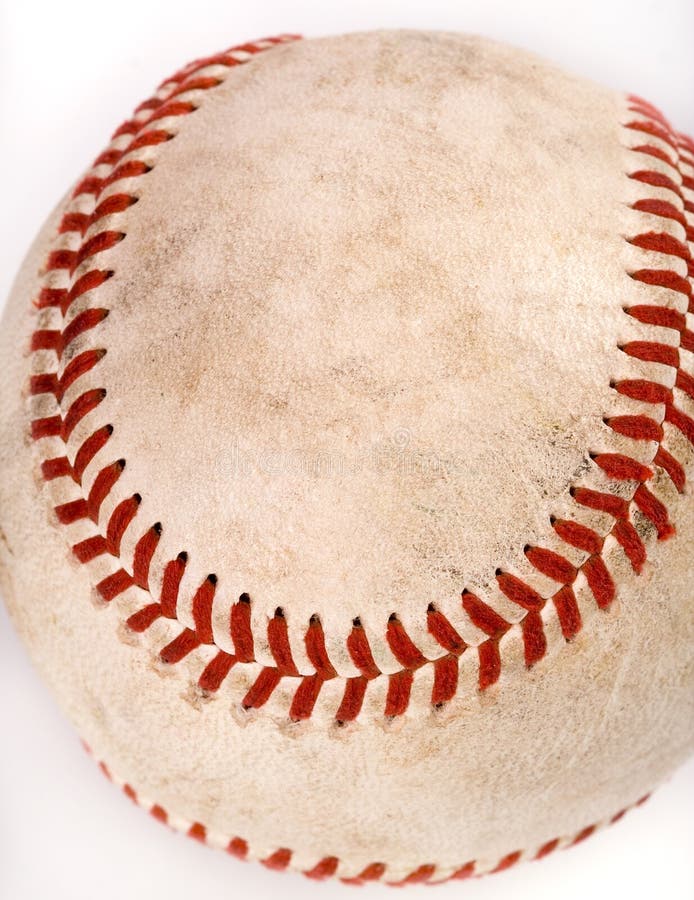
[309,613,320,626]
[274,607,284,619]
[177,551,188,563]
[106,424,114,435]
[152,522,162,535]
[427,602,436,613]
[388,612,398,623]
[133,493,142,504]
[207,574,217,585]
[352,617,362,628]
[238,592,250,604]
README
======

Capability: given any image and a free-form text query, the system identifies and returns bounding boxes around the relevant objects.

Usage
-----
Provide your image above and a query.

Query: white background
[1,1,693,898]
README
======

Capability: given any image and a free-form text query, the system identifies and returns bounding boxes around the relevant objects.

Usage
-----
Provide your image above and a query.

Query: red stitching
[552,585,582,640]
[230,595,254,662]
[387,616,428,668]
[191,575,217,644]
[427,605,467,654]
[159,628,200,665]
[243,667,281,710]
[305,616,337,679]
[385,670,414,716]
[197,651,235,693]
[582,556,616,609]
[267,610,300,677]
[431,655,459,705]
[336,676,368,723]
[628,232,690,261]
[27,54,693,722]
[654,446,686,493]
[160,552,187,618]
[590,452,652,482]
[347,620,381,679]
[289,672,324,720]
[631,198,687,229]
[496,571,545,610]
[86,743,649,883]
[612,520,647,574]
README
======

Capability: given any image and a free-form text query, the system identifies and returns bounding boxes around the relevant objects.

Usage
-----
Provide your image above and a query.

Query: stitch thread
[84,741,650,885]
[27,49,694,723]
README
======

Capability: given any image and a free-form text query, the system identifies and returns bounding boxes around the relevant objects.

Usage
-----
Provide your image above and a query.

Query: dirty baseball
[0,30,692,884]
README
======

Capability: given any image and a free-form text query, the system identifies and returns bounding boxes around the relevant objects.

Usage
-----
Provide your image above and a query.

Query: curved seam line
[27,59,694,721]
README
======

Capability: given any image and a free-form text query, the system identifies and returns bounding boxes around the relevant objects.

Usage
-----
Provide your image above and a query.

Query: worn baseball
[1,30,693,884]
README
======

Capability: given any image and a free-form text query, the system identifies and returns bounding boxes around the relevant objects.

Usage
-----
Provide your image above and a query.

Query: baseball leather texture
[0,30,692,884]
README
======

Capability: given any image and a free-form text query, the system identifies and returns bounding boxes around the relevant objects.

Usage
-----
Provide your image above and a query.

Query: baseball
[1,30,692,884]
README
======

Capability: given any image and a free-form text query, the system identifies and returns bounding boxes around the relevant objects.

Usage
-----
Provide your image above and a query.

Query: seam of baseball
[27,38,694,723]
[85,741,649,884]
